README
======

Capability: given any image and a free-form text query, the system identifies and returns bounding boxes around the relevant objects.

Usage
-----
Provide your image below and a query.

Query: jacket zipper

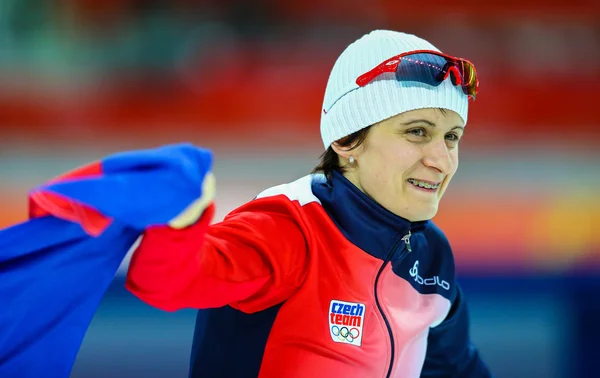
[401,231,412,253]
[374,232,412,378]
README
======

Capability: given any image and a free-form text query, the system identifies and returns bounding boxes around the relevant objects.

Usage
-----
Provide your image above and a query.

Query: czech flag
[0,143,213,378]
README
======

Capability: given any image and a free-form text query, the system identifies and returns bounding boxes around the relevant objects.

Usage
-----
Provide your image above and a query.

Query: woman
[126,29,492,377]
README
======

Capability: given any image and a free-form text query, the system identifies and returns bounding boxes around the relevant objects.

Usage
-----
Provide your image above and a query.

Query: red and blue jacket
[0,143,491,377]
[127,170,492,378]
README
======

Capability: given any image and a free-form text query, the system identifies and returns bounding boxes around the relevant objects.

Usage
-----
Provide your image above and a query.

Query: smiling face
[332,108,465,221]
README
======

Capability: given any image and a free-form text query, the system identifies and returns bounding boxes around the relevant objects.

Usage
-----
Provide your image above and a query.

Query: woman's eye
[407,128,426,137]
[445,133,460,142]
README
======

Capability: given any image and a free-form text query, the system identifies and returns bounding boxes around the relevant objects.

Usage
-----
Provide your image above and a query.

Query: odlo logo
[409,260,450,290]
[328,300,365,346]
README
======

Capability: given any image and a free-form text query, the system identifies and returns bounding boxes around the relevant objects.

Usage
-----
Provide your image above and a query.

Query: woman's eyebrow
[401,119,436,127]
[401,120,464,131]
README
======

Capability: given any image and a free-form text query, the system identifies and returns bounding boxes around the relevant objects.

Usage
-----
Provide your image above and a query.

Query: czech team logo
[329,300,365,346]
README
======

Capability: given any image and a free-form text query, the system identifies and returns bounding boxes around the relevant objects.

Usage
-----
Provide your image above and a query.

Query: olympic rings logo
[331,325,360,343]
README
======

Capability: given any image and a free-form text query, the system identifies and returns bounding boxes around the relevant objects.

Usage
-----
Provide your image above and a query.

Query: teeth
[408,179,439,189]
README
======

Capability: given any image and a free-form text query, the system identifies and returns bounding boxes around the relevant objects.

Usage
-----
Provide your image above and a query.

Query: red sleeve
[125,196,309,313]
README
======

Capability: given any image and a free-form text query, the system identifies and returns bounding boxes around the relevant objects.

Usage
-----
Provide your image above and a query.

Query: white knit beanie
[320,30,469,149]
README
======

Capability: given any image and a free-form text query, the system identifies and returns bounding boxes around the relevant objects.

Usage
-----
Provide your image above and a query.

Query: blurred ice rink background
[1,1,598,377]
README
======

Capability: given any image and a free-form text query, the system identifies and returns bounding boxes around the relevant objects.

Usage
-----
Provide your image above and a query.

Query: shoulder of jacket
[423,222,457,293]
[255,174,323,206]
[423,221,451,250]
[225,174,323,219]
[420,221,456,271]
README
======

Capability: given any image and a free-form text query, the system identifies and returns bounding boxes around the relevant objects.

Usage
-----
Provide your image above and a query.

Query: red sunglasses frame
[355,49,479,99]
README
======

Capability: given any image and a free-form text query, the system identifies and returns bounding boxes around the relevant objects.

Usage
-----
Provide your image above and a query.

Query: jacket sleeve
[125,195,309,313]
[420,283,493,378]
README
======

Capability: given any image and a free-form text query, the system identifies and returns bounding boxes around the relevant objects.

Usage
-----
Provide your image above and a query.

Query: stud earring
[349,156,355,165]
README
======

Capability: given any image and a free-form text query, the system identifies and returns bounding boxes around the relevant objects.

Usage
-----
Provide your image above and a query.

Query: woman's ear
[331,142,352,166]
[331,140,363,166]
[331,138,365,156]
[330,142,349,159]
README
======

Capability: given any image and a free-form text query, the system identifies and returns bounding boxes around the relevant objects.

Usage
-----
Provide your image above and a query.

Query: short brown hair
[312,127,371,180]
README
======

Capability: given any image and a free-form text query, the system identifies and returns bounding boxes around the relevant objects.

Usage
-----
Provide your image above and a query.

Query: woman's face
[334,108,465,222]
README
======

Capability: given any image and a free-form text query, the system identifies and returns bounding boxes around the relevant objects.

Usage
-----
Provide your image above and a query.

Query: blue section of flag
[0,143,213,378]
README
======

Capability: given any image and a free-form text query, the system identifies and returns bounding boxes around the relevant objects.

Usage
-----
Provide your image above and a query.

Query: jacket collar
[311,170,429,260]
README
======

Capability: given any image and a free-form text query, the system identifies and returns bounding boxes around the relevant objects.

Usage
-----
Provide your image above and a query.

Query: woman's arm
[126,195,309,314]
